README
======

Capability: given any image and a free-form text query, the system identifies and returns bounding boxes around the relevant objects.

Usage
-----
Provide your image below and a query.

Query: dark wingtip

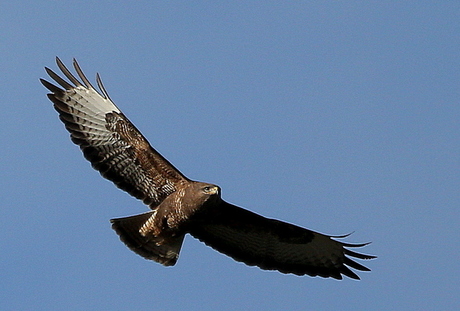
[331,234,376,279]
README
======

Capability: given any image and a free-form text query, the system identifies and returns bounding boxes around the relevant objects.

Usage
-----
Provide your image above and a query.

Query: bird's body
[41,58,375,280]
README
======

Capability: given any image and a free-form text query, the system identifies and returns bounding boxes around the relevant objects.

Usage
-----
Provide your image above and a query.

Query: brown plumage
[41,57,375,280]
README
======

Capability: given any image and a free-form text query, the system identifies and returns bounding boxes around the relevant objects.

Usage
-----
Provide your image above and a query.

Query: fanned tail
[110,211,184,266]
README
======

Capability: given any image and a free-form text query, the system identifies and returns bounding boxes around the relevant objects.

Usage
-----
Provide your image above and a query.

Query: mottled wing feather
[189,202,375,280]
[41,57,189,207]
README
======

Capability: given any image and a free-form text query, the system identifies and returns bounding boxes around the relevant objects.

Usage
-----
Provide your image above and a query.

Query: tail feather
[110,211,184,266]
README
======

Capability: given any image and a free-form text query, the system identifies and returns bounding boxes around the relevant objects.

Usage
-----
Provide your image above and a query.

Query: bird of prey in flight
[41,58,375,280]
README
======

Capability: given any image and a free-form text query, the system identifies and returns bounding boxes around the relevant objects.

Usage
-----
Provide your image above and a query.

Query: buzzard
[41,58,375,280]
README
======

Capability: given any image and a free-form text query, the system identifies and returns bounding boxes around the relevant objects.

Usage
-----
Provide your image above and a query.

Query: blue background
[1,2,459,310]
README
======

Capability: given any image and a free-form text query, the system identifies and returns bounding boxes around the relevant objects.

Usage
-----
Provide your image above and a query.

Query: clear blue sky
[1,2,459,310]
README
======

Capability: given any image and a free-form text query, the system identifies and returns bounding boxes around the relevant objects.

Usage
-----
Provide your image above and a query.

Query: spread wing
[41,57,189,208]
[189,201,375,280]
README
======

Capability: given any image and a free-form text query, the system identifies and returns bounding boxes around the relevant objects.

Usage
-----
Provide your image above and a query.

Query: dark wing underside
[189,201,375,280]
[41,57,189,207]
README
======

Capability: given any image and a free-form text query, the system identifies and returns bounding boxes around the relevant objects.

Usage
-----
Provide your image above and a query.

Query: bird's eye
[203,186,218,194]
